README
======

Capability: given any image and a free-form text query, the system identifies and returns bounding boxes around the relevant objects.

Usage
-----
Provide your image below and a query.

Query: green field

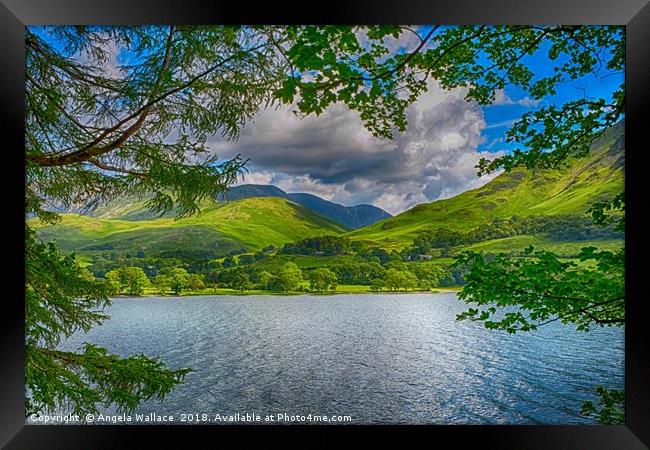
[32,197,347,257]
[460,235,624,256]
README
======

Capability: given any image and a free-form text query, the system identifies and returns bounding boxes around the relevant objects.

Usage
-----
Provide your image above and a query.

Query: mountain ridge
[33,121,624,259]
[32,197,348,258]
[346,120,624,249]
[217,184,392,229]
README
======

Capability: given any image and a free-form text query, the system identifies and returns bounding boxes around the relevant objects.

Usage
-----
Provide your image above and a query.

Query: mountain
[217,184,392,229]
[347,120,625,250]
[32,197,347,259]
[33,121,624,261]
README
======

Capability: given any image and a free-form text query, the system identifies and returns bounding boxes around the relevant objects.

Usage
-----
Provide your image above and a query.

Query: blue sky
[30,25,624,214]
[479,41,623,155]
[404,25,623,154]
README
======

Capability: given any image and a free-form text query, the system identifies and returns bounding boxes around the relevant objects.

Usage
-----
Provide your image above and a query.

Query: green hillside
[32,122,624,264]
[347,121,624,249]
[32,197,348,258]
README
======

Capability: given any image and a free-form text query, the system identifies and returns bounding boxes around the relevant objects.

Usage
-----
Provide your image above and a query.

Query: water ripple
[58,293,624,424]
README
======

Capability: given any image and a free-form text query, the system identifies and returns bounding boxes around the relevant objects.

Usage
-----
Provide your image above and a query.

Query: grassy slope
[460,235,623,255]
[32,197,348,256]
[347,123,624,250]
[34,123,624,259]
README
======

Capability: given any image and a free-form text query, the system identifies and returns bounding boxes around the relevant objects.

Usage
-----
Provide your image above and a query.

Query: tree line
[84,212,621,287]
[406,214,623,259]
[98,256,468,296]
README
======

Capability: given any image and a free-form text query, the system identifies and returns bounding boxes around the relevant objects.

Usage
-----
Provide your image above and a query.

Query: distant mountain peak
[217,184,391,229]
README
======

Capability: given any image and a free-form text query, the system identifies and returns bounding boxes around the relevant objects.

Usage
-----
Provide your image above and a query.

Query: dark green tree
[275,262,303,292]
[370,278,385,292]
[162,267,190,295]
[256,271,273,290]
[232,272,253,292]
[309,268,337,292]
[222,256,237,268]
[104,266,150,296]
[402,271,419,291]
[152,274,171,295]
[187,273,206,292]
[384,268,407,292]
[238,254,256,265]
[25,227,190,416]
[580,385,625,425]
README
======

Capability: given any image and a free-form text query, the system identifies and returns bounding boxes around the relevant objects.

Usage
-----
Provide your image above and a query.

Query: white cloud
[77,38,125,80]
[209,80,504,215]
[485,137,505,150]
[236,170,274,186]
[493,89,539,108]
[355,26,427,65]
[382,28,423,54]
[275,175,350,202]
[485,119,517,130]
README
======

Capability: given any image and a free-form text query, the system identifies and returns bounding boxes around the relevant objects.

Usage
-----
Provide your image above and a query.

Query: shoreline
[109,287,463,299]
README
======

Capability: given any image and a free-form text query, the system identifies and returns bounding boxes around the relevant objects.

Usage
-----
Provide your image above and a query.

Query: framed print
[2,0,649,447]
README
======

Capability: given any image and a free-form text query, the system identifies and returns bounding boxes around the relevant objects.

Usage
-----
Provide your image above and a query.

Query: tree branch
[28,36,273,168]
[87,158,147,179]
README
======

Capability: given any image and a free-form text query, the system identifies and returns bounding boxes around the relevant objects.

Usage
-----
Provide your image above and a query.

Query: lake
[56,293,624,424]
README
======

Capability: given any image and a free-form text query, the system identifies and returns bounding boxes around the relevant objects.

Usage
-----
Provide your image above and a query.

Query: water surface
[57,293,624,424]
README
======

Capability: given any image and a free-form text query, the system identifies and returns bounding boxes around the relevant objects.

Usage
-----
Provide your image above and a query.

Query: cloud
[382,28,423,54]
[209,80,503,215]
[484,119,517,130]
[492,89,539,108]
[236,170,274,186]
[485,137,505,150]
[355,26,423,60]
[77,38,125,80]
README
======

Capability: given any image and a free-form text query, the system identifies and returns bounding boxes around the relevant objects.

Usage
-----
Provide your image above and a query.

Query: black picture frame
[2,0,649,447]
